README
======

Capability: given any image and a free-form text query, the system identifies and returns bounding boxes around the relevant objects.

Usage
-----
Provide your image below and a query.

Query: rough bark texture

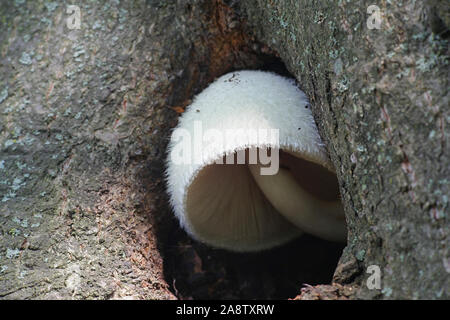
[0,0,188,299]
[0,0,448,300]
[1,0,330,300]
[241,0,449,299]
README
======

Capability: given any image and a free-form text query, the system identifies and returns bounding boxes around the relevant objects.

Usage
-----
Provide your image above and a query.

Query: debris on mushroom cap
[166,70,346,252]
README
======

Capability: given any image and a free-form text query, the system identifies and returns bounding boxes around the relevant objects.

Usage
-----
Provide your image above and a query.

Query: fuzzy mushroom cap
[166,70,345,252]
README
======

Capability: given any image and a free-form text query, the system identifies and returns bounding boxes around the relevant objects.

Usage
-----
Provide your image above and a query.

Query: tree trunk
[241,0,449,299]
[0,0,447,300]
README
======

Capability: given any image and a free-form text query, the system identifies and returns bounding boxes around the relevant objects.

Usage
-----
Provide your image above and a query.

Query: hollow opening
[159,38,347,299]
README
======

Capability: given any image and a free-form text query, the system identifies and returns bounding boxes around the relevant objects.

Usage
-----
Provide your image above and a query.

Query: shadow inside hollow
[146,48,346,299]
[163,224,345,299]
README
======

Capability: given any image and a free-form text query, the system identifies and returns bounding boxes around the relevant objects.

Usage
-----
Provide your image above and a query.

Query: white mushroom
[166,70,346,252]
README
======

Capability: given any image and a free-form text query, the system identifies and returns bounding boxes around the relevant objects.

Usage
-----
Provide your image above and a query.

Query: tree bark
[241,0,449,299]
[0,0,448,300]
[0,0,198,299]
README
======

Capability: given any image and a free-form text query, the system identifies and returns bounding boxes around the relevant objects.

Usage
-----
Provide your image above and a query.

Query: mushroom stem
[248,163,347,242]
